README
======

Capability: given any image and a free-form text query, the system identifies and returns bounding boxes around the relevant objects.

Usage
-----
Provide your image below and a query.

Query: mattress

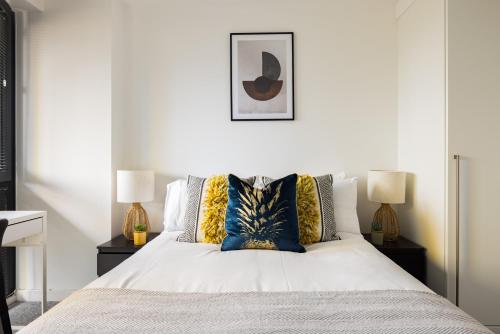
[88,231,430,293]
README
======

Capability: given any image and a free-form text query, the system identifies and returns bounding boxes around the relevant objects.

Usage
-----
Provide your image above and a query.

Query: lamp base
[122,203,151,240]
[373,203,399,241]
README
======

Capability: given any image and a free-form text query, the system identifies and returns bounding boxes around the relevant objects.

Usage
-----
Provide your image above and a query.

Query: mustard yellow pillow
[296,175,321,244]
[177,175,255,243]
[257,174,337,244]
[201,175,228,244]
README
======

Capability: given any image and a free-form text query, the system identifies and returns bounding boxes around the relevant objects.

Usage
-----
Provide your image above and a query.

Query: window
[0,0,15,298]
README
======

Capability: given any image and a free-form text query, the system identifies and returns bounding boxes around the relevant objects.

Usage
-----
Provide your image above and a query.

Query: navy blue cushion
[221,174,305,253]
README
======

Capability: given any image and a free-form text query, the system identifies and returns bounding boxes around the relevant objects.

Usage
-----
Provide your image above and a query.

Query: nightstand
[363,233,426,285]
[97,233,160,276]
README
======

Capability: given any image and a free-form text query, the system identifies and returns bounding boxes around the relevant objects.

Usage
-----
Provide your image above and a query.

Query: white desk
[0,211,47,313]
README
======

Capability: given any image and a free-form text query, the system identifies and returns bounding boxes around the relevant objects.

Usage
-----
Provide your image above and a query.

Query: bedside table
[363,233,426,284]
[97,233,160,276]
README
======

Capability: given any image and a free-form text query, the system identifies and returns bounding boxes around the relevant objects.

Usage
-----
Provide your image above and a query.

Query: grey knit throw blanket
[20,288,492,334]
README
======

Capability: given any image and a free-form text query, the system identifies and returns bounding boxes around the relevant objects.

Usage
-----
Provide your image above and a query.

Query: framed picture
[230,32,294,121]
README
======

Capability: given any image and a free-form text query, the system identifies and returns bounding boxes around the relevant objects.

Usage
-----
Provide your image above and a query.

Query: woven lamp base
[373,203,399,241]
[122,203,151,240]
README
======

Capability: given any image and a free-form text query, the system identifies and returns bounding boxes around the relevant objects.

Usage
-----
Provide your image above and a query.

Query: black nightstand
[363,233,426,284]
[97,233,160,276]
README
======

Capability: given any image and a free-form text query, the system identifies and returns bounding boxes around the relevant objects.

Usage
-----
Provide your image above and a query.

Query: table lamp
[117,170,154,240]
[367,170,406,241]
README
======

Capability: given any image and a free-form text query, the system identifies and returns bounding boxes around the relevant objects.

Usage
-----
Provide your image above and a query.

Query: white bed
[20,176,491,333]
[21,231,491,333]
[92,176,427,294]
[89,231,430,294]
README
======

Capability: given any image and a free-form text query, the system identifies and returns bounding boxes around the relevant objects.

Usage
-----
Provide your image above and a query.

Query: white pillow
[333,177,360,234]
[163,179,187,232]
[334,171,346,181]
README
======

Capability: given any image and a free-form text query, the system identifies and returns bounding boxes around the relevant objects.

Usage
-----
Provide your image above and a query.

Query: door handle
[454,154,460,307]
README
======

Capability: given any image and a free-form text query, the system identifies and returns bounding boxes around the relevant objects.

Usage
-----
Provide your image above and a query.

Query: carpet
[8,301,58,332]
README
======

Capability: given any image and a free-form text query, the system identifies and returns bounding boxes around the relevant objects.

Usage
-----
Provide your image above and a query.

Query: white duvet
[89,232,430,294]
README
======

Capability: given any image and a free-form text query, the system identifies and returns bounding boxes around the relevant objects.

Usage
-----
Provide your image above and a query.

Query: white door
[448,0,500,332]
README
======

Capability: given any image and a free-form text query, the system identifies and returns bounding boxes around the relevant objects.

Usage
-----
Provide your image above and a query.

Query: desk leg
[41,244,47,313]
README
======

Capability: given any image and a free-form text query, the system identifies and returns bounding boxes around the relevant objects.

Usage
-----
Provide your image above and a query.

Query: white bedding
[89,232,430,294]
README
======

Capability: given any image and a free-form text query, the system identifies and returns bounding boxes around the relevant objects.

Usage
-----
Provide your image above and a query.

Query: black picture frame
[230,32,294,121]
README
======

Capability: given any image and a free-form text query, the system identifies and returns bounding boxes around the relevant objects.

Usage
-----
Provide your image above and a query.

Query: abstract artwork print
[230,33,294,120]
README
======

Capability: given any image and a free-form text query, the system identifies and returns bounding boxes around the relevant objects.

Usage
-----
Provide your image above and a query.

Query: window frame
[0,0,15,209]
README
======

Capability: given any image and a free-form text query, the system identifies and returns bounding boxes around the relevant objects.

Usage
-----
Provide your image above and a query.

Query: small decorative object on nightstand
[97,233,160,276]
[117,170,155,240]
[133,224,147,246]
[367,170,406,241]
[371,221,384,246]
[363,233,426,284]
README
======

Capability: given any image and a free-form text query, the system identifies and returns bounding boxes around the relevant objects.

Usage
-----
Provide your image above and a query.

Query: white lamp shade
[117,170,155,203]
[367,170,406,204]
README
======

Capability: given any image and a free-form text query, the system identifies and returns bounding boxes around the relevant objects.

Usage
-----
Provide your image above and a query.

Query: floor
[8,301,57,332]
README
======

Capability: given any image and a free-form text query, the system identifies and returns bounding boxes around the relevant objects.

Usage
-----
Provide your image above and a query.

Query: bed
[20,231,491,333]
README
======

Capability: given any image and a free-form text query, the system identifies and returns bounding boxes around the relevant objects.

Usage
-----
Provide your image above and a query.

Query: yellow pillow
[296,175,321,244]
[257,174,337,244]
[200,175,228,244]
[178,175,256,244]
[199,174,324,245]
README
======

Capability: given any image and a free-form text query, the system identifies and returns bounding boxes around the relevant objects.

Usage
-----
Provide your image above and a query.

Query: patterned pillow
[255,174,338,244]
[177,175,255,243]
[221,174,305,253]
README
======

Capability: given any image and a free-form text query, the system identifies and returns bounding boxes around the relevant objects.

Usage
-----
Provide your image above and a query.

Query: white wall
[115,0,399,234]
[396,0,446,294]
[18,0,399,297]
[111,0,131,237]
[16,0,113,299]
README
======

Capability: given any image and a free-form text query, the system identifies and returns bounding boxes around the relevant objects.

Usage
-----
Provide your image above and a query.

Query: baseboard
[6,293,17,306]
[16,288,76,302]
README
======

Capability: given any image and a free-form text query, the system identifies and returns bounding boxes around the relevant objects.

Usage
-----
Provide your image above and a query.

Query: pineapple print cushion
[221,173,305,253]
